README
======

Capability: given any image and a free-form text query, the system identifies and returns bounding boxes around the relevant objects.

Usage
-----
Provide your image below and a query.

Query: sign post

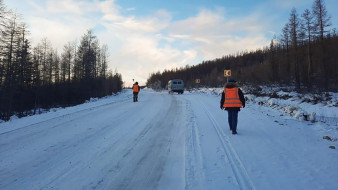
[224,69,231,83]
[195,79,200,89]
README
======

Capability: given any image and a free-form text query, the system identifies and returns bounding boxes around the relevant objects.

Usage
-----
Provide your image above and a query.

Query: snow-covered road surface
[1,89,337,190]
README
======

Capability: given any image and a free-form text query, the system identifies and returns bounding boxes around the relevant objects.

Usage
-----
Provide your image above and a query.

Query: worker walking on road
[220,79,245,134]
[133,82,140,102]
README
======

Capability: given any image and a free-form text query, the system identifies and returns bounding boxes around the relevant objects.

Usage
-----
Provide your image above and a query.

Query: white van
[168,79,184,94]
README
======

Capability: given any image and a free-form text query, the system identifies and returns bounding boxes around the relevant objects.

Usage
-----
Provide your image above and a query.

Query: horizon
[5,0,338,86]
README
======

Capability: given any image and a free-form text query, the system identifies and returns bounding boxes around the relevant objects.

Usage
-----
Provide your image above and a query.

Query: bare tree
[289,8,301,89]
[61,42,73,83]
[76,29,98,80]
[0,0,8,26]
[280,23,291,82]
[38,38,52,85]
[269,36,279,81]
[16,23,31,87]
[1,12,20,88]
[52,49,60,84]
[312,0,331,41]
[301,9,315,87]
[312,0,332,89]
[100,44,109,79]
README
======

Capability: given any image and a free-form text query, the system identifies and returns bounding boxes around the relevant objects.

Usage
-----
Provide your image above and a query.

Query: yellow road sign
[195,79,200,84]
[224,70,231,77]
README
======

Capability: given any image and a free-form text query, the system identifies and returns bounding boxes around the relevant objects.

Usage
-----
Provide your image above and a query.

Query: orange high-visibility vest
[133,85,139,92]
[223,87,242,108]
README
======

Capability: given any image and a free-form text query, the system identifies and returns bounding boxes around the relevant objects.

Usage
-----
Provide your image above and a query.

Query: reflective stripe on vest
[133,85,139,92]
[223,87,242,107]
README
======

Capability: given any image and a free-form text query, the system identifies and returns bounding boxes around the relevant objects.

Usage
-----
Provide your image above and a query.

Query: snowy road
[1,89,337,190]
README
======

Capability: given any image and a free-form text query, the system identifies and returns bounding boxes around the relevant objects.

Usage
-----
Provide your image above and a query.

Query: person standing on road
[220,79,245,134]
[133,82,140,102]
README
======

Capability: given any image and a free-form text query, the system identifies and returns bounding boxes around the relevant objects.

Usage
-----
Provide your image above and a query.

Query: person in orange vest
[132,82,140,102]
[220,79,245,134]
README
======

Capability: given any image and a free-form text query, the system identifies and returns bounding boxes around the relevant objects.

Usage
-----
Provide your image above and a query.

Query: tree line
[147,0,338,92]
[0,0,123,121]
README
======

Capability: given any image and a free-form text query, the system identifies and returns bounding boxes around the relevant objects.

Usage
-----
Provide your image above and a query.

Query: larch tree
[312,0,331,89]
[312,0,331,41]
[289,8,301,89]
[301,9,315,87]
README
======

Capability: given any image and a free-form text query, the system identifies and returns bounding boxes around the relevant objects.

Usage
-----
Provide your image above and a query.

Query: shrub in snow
[245,95,256,102]
[10,115,19,121]
[210,88,219,95]
[323,136,337,142]
[323,136,332,141]
[294,110,304,121]
[283,106,298,114]
[308,112,316,122]
[268,99,277,106]
[51,108,58,112]
[86,97,99,103]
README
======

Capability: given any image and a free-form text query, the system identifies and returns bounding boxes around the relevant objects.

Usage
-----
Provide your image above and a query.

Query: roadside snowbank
[0,90,132,133]
[187,86,338,126]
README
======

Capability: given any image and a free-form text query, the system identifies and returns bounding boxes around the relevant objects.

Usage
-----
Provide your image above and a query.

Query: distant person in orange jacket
[132,82,140,102]
[220,79,245,134]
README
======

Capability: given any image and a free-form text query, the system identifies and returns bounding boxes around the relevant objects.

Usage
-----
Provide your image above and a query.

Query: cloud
[27,16,93,49]
[44,0,100,15]
[98,5,195,85]
[24,0,101,49]
[168,9,271,59]
[96,3,272,85]
[46,0,83,14]
[99,7,272,85]
[273,0,309,9]
[126,8,136,12]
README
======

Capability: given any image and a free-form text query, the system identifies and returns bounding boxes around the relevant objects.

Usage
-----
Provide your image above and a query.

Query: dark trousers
[133,92,138,102]
[227,110,239,132]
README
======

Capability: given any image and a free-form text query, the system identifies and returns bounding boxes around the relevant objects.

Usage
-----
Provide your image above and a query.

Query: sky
[5,0,338,86]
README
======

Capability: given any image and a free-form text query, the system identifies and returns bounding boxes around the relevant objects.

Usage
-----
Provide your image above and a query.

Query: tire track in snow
[201,102,256,190]
[184,100,206,190]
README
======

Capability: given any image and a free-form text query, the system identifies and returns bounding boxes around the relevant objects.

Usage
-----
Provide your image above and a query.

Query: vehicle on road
[168,79,184,94]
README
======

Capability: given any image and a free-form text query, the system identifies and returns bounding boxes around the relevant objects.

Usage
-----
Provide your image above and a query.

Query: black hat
[228,79,236,83]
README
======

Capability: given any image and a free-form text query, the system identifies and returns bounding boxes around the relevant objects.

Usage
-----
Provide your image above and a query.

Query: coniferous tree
[269,36,279,82]
[280,23,291,83]
[301,9,315,87]
[312,0,331,89]
[100,44,109,79]
[312,0,331,41]
[60,42,73,84]
[289,8,301,89]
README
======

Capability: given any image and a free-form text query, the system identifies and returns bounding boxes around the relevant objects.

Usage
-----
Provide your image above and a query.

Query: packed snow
[0,88,337,190]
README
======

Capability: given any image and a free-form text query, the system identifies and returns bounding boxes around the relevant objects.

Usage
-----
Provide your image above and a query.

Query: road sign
[224,70,231,77]
[195,79,200,84]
